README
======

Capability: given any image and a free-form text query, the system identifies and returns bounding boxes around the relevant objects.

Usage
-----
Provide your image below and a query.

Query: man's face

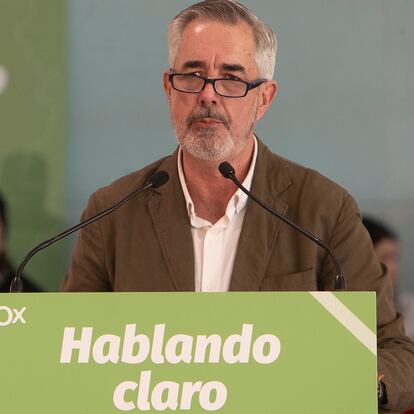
[164,20,276,162]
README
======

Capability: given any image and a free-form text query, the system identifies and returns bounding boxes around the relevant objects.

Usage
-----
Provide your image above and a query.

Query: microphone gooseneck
[10,170,169,293]
[218,161,346,291]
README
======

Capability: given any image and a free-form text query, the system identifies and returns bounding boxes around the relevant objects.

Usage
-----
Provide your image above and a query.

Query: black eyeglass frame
[168,72,267,98]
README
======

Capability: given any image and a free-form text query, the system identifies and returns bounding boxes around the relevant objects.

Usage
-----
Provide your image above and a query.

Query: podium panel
[0,292,377,413]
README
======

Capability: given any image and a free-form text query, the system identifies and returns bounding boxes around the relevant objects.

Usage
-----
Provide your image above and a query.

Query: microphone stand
[218,162,346,291]
[10,171,169,293]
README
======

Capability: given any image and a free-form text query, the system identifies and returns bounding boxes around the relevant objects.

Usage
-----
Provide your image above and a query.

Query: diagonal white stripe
[309,292,377,356]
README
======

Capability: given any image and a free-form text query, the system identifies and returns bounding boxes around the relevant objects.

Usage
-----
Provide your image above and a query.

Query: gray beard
[175,120,256,162]
[180,129,233,161]
[172,101,259,161]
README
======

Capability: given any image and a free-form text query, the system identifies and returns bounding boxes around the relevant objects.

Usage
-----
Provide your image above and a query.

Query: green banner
[0,1,66,290]
[0,292,377,413]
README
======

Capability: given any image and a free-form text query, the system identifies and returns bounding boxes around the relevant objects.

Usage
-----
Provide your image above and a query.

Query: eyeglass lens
[172,75,247,97]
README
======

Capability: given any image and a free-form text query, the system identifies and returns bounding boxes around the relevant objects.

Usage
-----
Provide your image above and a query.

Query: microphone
[9,170,169,293]
[148,171,169,189]
[219,161,346,291]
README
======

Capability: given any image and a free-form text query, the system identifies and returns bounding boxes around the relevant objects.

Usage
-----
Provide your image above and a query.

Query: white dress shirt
[178,137,258,292]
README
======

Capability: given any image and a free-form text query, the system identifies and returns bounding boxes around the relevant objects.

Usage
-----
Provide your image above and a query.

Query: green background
[0,1,66,290]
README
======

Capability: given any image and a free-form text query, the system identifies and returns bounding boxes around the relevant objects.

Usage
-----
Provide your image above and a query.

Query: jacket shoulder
[264,147,352,206]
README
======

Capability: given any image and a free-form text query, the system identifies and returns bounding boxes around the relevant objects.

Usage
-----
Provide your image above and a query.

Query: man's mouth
[192,117,223,126]
[187,110,230,129]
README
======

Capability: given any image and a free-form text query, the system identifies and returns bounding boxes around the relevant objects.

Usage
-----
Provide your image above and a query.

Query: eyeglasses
[168,72,266,98]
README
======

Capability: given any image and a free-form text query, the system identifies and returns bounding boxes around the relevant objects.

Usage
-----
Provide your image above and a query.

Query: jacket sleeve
[60,191,112,292]
[322,193,414,412]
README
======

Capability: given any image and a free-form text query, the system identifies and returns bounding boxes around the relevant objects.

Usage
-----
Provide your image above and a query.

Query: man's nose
[198,81,218,105]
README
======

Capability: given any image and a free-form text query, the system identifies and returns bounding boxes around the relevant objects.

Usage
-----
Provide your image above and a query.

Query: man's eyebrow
[181,60,205,70]
[179,61,247,74]
[221,63,246,74]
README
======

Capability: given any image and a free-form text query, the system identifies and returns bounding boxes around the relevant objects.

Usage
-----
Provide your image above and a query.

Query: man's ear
[256,80,277,122]
[163,70,172,100]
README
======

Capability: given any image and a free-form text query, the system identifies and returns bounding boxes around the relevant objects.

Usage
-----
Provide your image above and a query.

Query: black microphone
[9,170,169,293]
[219,161,346,291]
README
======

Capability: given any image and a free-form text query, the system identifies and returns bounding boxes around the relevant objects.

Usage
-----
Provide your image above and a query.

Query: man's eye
[189,72,204,78]
[224,74,241,81]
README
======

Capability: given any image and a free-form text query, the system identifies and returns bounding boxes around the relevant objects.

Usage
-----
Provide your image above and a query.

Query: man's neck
[181,136,255,224]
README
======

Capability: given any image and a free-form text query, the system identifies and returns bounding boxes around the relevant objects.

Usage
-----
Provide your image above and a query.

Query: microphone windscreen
[218,161,235,178]
[148,170,169,188]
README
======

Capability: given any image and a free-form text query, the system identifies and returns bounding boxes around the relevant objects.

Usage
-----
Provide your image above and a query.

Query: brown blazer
[62,139,414,411]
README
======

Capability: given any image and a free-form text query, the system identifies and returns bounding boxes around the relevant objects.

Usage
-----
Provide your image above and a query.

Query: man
[363,216,414,342]
[61,1,414,410]
[0,193,41,292]
[363,217,400,285]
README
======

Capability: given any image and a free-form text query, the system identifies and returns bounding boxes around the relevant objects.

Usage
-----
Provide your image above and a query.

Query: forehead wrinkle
[175,20,258,76]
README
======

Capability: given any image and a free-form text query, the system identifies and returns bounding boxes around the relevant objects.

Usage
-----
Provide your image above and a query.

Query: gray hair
[168,0,277,79]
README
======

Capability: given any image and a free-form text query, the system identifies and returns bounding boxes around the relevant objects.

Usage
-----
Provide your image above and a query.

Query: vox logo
[0,306,27,327]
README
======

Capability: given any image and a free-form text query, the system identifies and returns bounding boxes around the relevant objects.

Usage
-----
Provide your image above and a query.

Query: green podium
[0,292,377,413]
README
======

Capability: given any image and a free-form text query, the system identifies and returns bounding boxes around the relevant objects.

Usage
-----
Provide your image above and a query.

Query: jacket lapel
[230,141,292,291]
[148,151,195,291]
